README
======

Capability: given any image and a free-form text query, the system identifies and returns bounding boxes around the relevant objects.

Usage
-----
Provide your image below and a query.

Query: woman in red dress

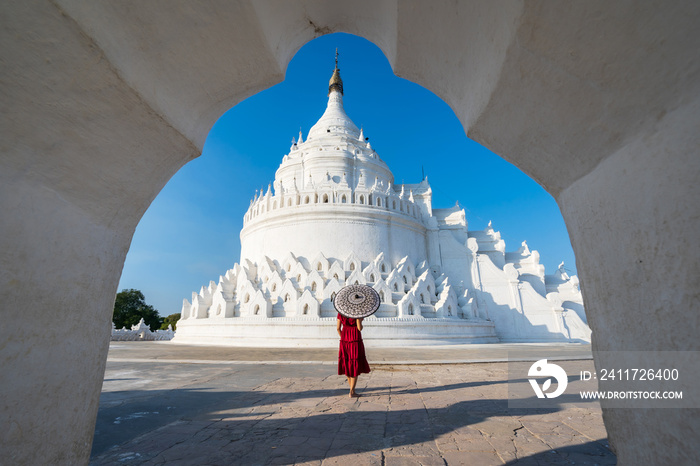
[337,313,371,397]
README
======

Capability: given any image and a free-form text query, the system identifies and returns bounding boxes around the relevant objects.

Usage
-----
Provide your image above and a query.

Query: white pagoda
[175,62,590,347]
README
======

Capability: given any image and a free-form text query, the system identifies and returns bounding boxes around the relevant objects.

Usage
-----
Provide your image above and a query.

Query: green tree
[160,313,181,331]
[113,289,162,331]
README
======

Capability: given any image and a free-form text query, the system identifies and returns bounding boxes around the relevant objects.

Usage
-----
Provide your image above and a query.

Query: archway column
[0,2,199,463]
[557,95,700,461]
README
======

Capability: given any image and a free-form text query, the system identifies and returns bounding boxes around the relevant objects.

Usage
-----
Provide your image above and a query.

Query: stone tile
[278,435,311,447]
[455,437,497,452]
[322,452,383,465]
[294,459,323,466]
[560,451,617,465]
[443,450,503,465]
[384,456,445,466]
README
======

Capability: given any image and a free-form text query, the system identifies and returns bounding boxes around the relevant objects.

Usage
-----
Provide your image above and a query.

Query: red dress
[337,313,371,377]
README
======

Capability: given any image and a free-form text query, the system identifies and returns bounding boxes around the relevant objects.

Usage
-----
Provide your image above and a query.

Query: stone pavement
[90,342,615,465]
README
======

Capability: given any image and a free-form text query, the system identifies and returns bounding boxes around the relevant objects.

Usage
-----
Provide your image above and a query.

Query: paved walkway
[91,342,615,465]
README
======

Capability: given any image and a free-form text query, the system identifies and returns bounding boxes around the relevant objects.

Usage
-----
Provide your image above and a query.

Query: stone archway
[1,2,698,464]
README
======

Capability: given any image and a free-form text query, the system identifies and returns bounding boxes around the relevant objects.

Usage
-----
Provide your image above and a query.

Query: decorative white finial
[519,240,530,255]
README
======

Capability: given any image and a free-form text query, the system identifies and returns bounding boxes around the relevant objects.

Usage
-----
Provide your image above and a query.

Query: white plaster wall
[175,317,497,347]
[240,207,427,267]
[436,229,474,290]
[0,2,198,463]
[558,94,700,463]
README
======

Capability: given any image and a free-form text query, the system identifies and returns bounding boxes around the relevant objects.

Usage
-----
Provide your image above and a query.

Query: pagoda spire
[307,49,359,139]
[328,48,343,95]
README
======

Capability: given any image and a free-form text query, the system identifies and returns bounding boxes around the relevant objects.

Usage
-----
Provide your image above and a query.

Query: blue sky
[118,33,577,317]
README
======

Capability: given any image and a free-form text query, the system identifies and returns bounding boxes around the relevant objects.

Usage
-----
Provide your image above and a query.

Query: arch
[287,198,292,207]
[317,262,323,271]
[359,194,365,204]
[244,293,250,303]
[311,282,317,292]
[408,304,414,315]
[381,264,386,273]
[273,200,277,209]
[376,197,382,207]
[254,304,260,315]
[369,273,375,282]
[9,14,693,464]
[341,194,347,203]
[379,291,385,302]
[303,303,309,315]
[304,195,310,204]
[392,200,397,210]
[393,283,398,292]
[284,294,290,302]
[322,193,329,203]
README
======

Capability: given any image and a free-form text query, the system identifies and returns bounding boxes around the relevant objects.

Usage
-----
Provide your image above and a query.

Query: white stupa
[175,59,590,347]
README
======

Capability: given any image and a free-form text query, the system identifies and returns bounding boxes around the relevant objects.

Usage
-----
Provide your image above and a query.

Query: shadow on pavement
[91,380,613,465]
[505,440,616,465]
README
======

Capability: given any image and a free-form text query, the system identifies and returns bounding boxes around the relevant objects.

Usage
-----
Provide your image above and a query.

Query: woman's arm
[357,318,363,332]
[337,318,342,338]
